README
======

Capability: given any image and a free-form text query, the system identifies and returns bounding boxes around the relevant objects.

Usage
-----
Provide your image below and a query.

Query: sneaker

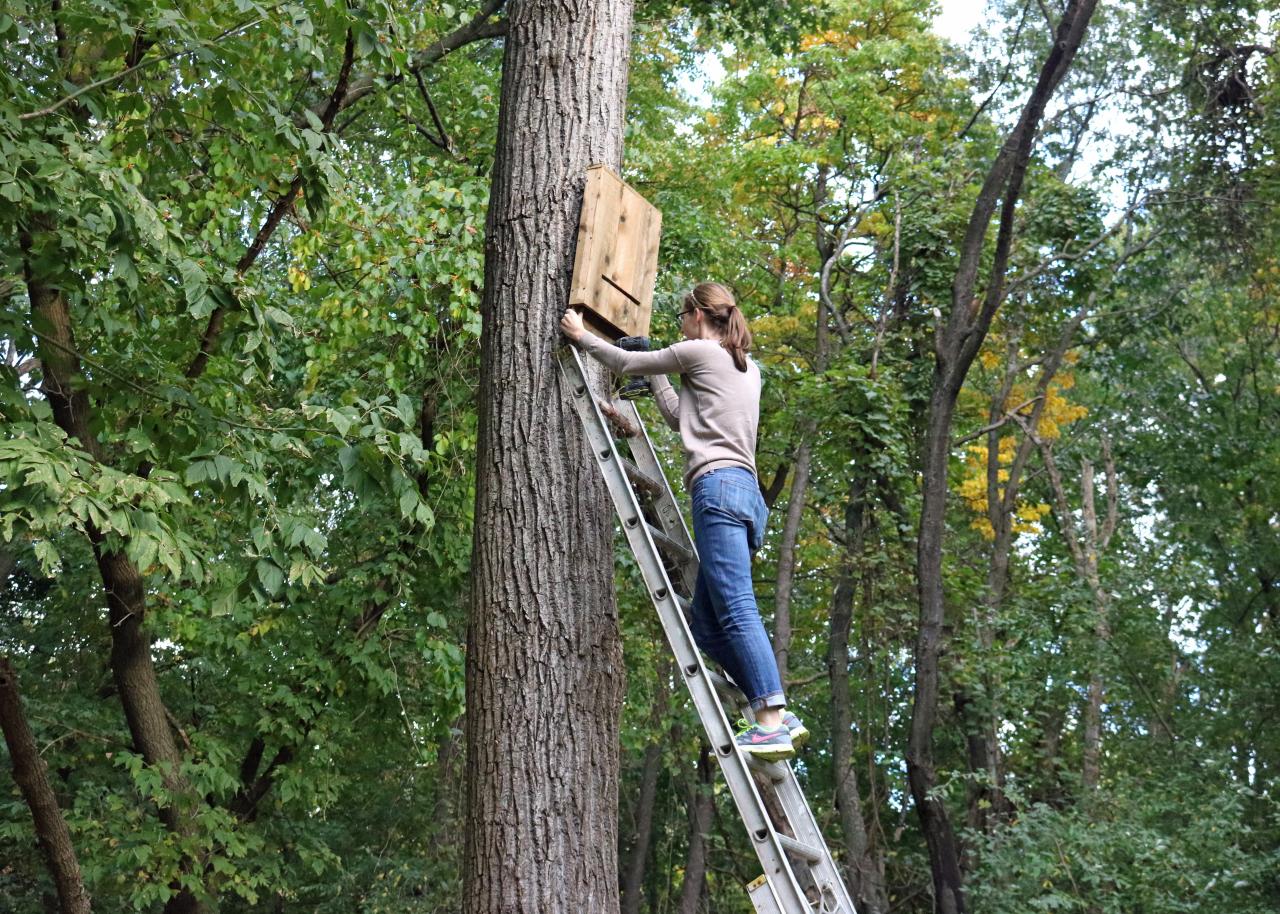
[782,711,810,749]
[735,720,794,761]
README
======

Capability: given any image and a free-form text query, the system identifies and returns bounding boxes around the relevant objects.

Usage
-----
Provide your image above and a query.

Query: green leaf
[33,540,60,573]
[178,259,208,313]
[256,559,284,596]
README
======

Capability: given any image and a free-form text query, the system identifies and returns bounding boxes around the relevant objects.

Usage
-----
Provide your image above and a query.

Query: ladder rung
[621,457,662,498]
[743,754,787,783]
[598,398,640,438]
[708,669,746,706]
[775,833,824,864]
[646,523,693,565]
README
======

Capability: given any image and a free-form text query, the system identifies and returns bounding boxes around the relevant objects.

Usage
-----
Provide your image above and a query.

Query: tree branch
[953,394,1043,447]
[1099,435,1117,551]
[957,0,1035,140]
[947,0,1100,383]
[325,0,508,117]
[413,68,454,153]
[187,27,356,380]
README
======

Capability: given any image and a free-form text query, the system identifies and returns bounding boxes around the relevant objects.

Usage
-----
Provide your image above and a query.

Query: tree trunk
[969,393,1016,834]
[24,234,203,914]
[621,741,662,914]
[825,475,888,913]
[906,4,1099,909]
[954,688,999,844]
[676,747,715,914]
[1038,443,1117,793]
[772,440,811,684]
[463,2,634,912]
[773,219,836,682]
[908,388,968,914]
[1078,459,1112,791]
[0,659,92,914]
[965,287,1099,832]
[829,568,888,914]
[621,680,669,914]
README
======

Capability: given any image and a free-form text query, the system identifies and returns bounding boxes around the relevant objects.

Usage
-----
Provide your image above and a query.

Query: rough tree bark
[907,3,1099,911]
[0,659,91,914]
[463,1,635,911]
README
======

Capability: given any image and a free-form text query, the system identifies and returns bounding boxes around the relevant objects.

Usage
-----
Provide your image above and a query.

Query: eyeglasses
[678,307,698,319]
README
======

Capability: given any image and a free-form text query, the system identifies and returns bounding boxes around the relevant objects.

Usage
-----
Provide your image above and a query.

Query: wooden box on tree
[569,165,662,340]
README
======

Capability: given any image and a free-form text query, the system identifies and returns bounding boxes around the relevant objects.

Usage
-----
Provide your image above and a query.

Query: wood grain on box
[569,165,662,340]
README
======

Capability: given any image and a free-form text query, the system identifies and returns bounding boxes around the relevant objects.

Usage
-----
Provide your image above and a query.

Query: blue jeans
[688,467,785,712]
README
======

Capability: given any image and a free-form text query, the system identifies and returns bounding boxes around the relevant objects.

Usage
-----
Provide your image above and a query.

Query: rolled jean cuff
[750,690,786,712]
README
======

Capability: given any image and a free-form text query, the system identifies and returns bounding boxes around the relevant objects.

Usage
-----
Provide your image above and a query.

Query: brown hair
[684,282,752,372]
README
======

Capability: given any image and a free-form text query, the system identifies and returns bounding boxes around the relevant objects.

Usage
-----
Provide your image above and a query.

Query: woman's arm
[650,374,680,430]
[561,308,689,376]
[574,331,687,376]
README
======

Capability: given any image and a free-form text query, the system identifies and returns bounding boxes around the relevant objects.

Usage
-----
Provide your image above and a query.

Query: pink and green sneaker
[735,720,795,761]
[782,711,810,749]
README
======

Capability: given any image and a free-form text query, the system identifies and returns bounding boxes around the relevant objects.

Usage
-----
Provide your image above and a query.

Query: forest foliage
[1,0,1277,912]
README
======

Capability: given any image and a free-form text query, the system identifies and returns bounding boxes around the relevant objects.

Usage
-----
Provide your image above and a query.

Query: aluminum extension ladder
[558,344,857,914]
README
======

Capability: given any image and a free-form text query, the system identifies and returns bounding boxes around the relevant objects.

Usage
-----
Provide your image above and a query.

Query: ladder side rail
[615,398,699,597]
[623,392,857,914]
[771,768,858,913]
[558,347,813,914]
[616,378,856,914]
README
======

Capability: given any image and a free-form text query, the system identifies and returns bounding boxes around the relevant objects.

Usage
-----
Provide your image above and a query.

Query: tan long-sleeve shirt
[575,335,761,488]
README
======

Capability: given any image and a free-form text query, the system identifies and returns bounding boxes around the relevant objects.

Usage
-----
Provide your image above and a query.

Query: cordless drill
[614,336,652,400]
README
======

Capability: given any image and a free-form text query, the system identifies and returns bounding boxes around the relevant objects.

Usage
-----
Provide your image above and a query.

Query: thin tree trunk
[23,234,203,914]
[676,747,714,914]
[621,741,663,914]
[828,475,887,912]
[1079,458,1111,790]
[621,679,669,914]
[1037,702,1066,794]
[1036,439,1118,792]
[0,659,92,914]
[829,555,888,913]
[907,4,1099,909]
[909,389,968,914]
[772,439,811,684]
[464,1,634,911]
[772,168,844,680]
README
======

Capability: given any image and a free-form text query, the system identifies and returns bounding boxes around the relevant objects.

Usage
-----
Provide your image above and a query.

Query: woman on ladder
[561,282,807,762]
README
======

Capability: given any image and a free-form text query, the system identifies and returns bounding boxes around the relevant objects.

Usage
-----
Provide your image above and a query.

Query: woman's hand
[560,308,586,341]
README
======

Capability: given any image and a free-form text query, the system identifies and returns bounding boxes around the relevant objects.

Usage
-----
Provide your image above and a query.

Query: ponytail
[685,282,752,372]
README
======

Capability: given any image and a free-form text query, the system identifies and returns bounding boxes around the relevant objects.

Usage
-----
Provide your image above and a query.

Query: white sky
[932,0,987,45]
